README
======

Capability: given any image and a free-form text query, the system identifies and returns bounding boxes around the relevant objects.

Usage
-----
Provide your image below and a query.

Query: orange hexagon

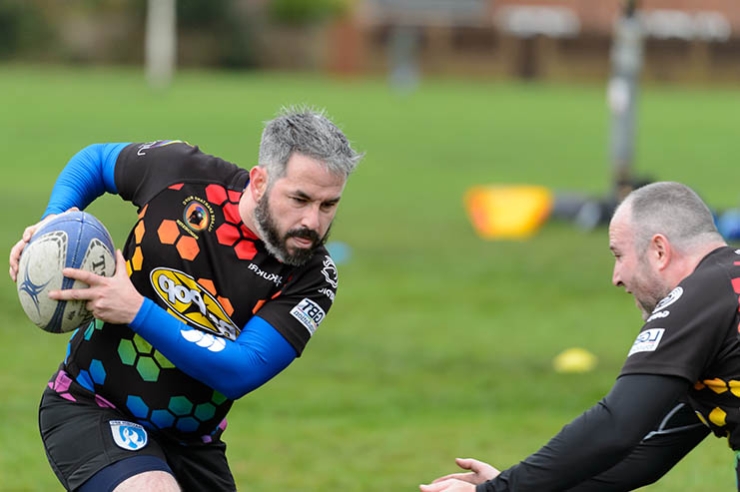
[198,278,217,296]
[134,220,146,243]
[234,240,257,260]
[217,296,234,316]
[216,223,240,246]
[206,184,227,205]
[131,246,144,271]
[176,235,200,261]
[158,220,181,245]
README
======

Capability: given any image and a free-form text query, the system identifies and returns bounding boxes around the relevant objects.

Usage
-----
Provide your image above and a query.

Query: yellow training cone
[553,347,598,374]
[464,185,553,239]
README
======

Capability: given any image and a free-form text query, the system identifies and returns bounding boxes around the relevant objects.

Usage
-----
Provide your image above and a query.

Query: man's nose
[612,267,622,287]
[301,205,321,231]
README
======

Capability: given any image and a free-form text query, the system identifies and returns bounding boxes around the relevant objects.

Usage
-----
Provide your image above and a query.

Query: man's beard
[253,194,329,266]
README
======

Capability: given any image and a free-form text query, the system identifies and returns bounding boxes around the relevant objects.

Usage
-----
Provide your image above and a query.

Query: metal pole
[607,0,643,202]
[145,0,177,89]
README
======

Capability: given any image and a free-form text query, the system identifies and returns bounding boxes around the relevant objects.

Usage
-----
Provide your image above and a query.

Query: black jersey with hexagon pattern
[53,141,338,442]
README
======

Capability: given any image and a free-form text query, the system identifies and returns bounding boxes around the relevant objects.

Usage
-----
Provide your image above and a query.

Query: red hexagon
[223,203,240,224]
[206,184,228,205]
[228,190,241,203]
[216,223,240,246]
[234,240,257,260]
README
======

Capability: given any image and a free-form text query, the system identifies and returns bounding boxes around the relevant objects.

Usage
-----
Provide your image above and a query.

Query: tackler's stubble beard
[253,192,331,266]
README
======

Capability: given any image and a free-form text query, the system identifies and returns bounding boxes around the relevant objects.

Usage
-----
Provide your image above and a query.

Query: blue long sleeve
[130,298,297,400]
[43,143,128,218]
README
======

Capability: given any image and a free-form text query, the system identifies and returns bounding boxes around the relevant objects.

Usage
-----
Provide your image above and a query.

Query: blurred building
[2,0,739,84]
[326,0,740,83]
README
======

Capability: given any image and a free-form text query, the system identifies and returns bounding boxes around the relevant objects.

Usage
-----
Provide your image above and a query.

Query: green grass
[1,64,739,490]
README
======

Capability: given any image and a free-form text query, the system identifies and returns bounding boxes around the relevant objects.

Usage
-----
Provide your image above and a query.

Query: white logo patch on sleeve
[654,287,683,311]
[290,298,326,336]
[628,328,665,357]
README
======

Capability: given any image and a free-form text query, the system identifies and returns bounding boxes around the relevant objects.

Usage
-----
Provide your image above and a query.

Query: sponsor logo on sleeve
[321,256,338,289]
[318,287,335,301]
[628,328,665,357]
[136,140,184,156]
[290,298,326,335]
[110,420,148,451]
[654,287,683,312]
[646,310,670,323]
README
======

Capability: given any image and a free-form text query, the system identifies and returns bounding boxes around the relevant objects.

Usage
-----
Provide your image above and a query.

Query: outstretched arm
[479,374,690,491]
[566,401,708,491]
[421,374,691,492]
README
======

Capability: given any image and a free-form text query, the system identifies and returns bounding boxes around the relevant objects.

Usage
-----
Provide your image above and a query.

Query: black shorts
[39,374,236,491]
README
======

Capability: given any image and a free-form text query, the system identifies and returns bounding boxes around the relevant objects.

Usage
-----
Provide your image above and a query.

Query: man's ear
[651,234,672,270]
[249,166,268,201]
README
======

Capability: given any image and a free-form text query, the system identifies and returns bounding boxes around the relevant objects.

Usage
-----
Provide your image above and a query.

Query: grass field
[1,64,739,491]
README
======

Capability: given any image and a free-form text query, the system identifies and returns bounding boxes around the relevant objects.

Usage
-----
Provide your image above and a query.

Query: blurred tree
[267,0,349,26]
[0,1,52,60]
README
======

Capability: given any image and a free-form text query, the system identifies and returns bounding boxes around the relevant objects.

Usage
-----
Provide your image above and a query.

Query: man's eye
[291,197,308,204]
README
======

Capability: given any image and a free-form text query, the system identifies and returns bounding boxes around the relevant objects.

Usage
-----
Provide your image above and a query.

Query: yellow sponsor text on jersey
[150,268,240,340]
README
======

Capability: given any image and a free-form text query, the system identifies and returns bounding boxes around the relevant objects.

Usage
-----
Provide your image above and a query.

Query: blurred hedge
[0,0,352,68]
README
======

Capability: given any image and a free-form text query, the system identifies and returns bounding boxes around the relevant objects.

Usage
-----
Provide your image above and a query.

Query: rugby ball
[16,211,116,334]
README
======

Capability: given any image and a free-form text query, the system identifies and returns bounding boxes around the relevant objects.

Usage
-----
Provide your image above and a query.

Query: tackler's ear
[651,233,672,270]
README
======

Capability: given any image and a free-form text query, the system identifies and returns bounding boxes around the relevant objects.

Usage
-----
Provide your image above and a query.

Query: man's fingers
[454,458,475,470]
[419,483,445,492]
[432,474,468,484]
[49,286,92,301]
[61,267,99,284]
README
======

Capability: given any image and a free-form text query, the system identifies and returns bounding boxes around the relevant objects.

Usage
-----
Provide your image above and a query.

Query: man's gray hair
[621,181,723,253]
[258,105,363,181]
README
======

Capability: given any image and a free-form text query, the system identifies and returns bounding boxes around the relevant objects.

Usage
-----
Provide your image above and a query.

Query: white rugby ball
[16,211,116,334]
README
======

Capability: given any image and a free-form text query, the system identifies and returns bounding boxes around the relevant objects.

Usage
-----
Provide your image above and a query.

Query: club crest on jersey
[321,256,338,289]
[654,287,683,312]
[110,420,147,451]
[628,328,665,356]
[181,198,213,233]
[150,268,240,340]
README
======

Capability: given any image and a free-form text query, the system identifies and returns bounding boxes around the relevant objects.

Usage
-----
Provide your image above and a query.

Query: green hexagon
[194,402,216,421]
[135,356,162,382]
[153,350,176,370]
[84,319,105,340]
[169,396,194,416]
[118,339,138,366]
[133,335,155,356]
[211,391,227,405]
